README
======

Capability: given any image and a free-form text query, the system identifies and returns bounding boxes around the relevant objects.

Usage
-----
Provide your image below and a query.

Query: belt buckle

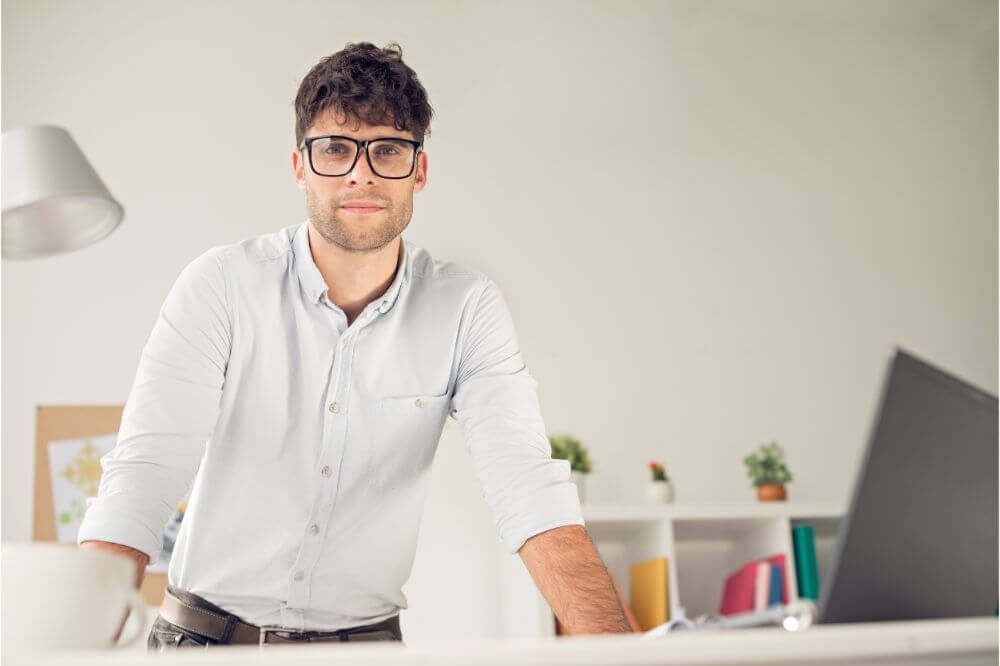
[258,625,292,647]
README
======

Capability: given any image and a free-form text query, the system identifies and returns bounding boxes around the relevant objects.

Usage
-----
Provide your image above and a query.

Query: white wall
[3,0,996,642]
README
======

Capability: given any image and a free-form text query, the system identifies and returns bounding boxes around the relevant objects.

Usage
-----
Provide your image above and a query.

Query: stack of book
[719,553,789,615]
[718,523,821,615]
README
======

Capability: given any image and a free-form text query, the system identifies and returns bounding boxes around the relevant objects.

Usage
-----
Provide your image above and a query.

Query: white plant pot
[570,471,587,504]
[645,480,674,503]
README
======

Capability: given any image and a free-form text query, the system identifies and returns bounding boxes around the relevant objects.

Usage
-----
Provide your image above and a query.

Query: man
[79,42,628,649]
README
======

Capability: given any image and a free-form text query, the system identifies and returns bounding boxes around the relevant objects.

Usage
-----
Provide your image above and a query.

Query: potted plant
[549,434,592,503]
[646,461,674,503]
[743,441,793,501]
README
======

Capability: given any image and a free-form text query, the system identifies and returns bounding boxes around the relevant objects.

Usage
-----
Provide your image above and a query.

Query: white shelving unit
[499,501,845,638]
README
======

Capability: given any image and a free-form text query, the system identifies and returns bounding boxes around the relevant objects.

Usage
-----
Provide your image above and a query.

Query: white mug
[1,542,148,654]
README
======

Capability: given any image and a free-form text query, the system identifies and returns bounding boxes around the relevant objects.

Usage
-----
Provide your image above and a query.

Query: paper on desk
[48,434,118,543]
[642,600,818,638]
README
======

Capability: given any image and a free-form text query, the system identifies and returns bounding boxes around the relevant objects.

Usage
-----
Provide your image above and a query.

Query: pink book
[764,553,790,604]
[754,561,771,611]
[718,560,759,615]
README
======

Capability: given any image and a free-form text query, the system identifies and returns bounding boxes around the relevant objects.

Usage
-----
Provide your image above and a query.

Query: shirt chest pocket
[367,393,451,490]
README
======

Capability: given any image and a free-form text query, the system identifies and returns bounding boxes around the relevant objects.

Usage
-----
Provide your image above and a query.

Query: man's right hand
[79,540,150,589]
[79,541,151,643]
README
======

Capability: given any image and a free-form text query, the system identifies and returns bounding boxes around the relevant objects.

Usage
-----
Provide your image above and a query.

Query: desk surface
[7,617,997,666]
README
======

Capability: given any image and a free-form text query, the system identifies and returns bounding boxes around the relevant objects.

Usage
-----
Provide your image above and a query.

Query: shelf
[582,501,845,523]
[583,502,846,622]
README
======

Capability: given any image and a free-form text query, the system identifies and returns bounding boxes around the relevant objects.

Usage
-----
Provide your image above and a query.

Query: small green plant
[648,461,669,482]
[549,434,593,473]
[743,441,793,487]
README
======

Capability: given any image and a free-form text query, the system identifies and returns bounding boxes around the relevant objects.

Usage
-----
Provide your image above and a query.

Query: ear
[413,150,428,193]
[292,147,307,192]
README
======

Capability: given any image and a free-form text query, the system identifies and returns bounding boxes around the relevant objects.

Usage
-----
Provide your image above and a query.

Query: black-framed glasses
[301,135,422,179]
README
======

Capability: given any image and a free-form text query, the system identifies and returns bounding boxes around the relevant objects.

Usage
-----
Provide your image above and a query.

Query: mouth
[339,200,386,214]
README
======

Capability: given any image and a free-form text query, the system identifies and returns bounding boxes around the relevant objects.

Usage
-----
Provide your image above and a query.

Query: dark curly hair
[293,42,434,149]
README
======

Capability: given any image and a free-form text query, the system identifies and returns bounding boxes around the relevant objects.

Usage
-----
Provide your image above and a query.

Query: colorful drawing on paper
[48,434,117,543]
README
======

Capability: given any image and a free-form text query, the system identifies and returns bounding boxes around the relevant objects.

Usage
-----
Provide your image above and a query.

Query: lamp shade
[2,125,123,259]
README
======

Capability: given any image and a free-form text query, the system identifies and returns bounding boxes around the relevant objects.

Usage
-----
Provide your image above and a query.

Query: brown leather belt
[158,588,401,645]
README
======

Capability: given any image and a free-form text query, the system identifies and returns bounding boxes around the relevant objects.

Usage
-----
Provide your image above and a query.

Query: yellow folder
[629,556,670,631]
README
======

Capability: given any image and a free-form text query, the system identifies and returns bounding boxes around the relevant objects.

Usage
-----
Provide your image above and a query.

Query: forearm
[80,540,149,590]
[518,524,629,635]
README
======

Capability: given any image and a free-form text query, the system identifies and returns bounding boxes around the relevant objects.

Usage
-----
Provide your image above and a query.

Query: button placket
[293,318,377,605]
[290,327,363,605]
[289,330,355,610]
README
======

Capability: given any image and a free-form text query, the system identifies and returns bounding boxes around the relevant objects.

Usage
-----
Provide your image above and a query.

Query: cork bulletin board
[34,405,168,606]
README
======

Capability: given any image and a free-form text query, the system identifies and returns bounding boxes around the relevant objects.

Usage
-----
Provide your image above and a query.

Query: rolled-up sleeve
[76,247,232,562]
[451,278,584,555]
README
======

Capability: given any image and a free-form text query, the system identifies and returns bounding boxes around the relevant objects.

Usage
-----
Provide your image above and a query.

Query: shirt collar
[293,220,410,315]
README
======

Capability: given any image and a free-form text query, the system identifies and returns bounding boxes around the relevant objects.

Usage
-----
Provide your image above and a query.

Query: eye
[324,143,351,155]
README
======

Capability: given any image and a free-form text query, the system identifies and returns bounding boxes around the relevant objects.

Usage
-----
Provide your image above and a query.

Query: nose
[347,147,377,185]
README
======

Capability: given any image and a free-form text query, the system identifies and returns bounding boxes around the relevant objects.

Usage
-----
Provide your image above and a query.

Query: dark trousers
[148,585,403,650]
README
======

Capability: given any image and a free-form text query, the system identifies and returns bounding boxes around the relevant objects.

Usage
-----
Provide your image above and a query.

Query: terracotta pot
[756,483,787,501]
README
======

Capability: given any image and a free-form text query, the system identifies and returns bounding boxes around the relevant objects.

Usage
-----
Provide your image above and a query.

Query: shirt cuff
[77,496,165,563]
[498,479,586,554]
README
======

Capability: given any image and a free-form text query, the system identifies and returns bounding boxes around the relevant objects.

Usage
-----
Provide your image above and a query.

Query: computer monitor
[817,348,998,623]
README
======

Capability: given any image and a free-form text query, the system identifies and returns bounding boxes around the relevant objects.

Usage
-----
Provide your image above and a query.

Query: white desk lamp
[2,125,123,259]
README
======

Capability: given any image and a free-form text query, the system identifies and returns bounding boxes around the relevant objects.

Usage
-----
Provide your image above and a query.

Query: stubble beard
[306,188,412,253]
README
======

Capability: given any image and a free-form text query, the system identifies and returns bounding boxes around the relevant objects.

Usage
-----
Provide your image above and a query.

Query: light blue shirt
[77,220,583,631]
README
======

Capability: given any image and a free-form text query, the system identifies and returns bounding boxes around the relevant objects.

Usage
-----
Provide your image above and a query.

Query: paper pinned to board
[47,434,117,543]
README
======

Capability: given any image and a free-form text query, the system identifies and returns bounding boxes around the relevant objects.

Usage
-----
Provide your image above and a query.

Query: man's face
[292,108,428,253]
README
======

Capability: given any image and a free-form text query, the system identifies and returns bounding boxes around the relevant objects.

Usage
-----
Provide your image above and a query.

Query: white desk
[6,617,997,665]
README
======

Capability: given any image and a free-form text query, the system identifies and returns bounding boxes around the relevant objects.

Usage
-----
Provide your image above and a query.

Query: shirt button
[328,402,339,413]
[321,466,332,478]
[341,338,348,347]
[415,398,424,408]
[293,571,304,582]
[309,524,319,535]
